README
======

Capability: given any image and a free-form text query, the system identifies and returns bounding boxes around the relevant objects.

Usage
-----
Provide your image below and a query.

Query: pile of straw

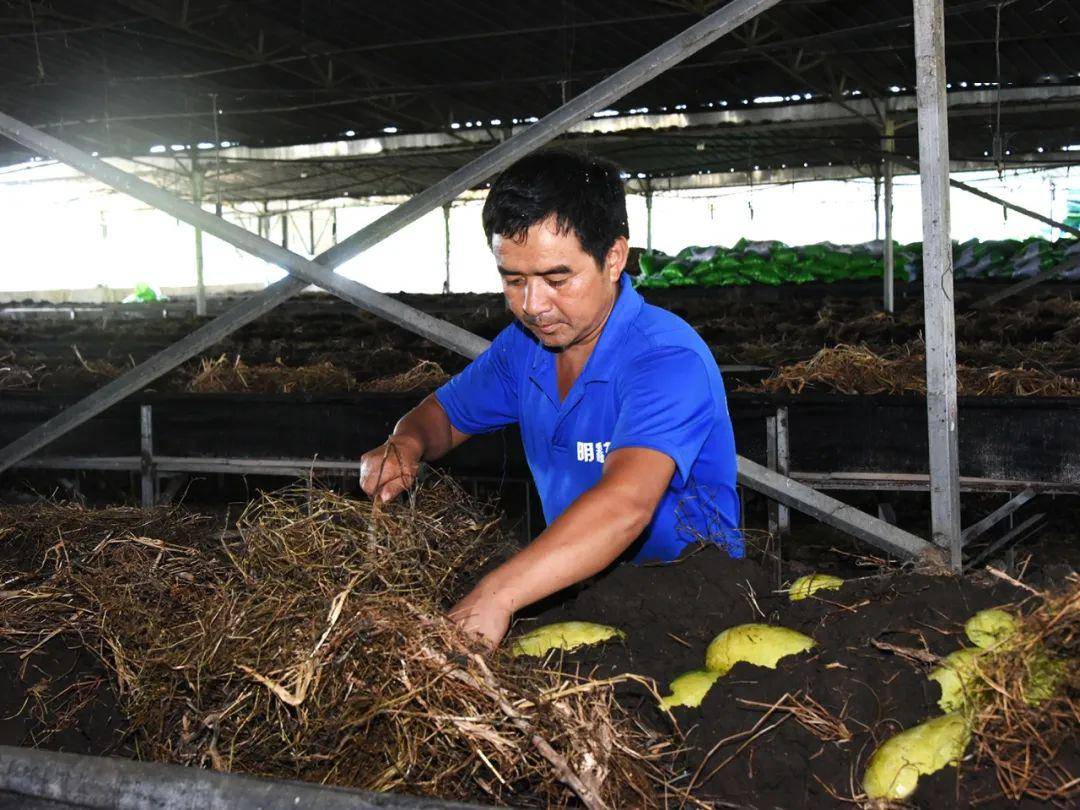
[185,354,356,394]
[0,352,43,390]
[744,345,1080,397]
[184,356,448,395]
[0,480,669,808]
[971,574,1079,803]
[358,360,450,393]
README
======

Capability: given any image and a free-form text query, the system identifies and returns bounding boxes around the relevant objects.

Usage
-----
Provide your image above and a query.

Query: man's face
[493,215,627,351]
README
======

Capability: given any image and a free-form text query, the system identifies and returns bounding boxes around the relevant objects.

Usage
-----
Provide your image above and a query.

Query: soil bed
[3,284,1079,395]
[1,490,1076,808]
[527,545,1078,808]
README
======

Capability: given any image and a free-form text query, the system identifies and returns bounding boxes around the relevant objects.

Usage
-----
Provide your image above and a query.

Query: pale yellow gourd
[928,647,983,712]
[788,573,844,601]
[658,669,723,710]
[964,608,1018,649]
[863,712,972,801]
[510,621,624,658]
[1020,650,1065,707]
[704,624,815,675]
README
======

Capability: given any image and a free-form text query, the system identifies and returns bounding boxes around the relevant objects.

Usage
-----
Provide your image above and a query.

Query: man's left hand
[448,585,512,650]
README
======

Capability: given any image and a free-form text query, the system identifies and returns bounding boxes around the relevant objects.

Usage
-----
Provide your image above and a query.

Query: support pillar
[139,405,155,508]
[442,202,452,294]
[645,187,654,254]
[883,117,896,314]
[192,168,206,317]
[766,407,790,539]
[873,172,881,241]
[914,0,962,569]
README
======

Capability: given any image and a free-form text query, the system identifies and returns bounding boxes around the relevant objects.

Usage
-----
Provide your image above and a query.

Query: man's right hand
[359,435,423,503]
[358,395,467,503]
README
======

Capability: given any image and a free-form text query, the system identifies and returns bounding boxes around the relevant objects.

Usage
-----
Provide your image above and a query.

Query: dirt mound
[525,545,1077,808]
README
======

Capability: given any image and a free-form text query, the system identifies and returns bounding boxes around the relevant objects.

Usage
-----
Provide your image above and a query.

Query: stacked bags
[636,237,1080,288]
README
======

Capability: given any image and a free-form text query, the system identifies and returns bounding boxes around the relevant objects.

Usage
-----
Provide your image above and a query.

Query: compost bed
[2,487,1076,808]
[527,545,1078,809]
[3,282,1080,395]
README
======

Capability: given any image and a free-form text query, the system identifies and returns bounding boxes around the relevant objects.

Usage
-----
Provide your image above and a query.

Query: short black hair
[482,151,629,267]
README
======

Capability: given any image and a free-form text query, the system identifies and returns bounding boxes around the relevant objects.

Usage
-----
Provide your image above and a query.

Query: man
[360,151,739,648]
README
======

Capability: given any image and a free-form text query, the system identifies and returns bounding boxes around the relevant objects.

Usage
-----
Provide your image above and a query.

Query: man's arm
[359,394,471,502]
[449,446,675,646]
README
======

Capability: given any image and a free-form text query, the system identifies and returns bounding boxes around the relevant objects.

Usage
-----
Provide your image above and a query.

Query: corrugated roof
[1,0,1077,196]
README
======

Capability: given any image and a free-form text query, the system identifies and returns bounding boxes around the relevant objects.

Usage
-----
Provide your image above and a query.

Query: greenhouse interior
[0,1,1078,808]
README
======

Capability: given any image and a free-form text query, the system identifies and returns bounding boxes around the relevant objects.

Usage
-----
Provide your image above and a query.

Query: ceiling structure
[1,0,1078,201]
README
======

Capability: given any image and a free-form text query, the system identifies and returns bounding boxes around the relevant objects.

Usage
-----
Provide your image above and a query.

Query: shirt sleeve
[434,324,524,435]
[608,346,715,484]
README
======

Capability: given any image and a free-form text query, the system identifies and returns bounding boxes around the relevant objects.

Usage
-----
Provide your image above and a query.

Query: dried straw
[184,355,448,395]
[743,344,1080,397]
[358,360,450,393]
[185,354,356,394]
[970,575,1079,804]
[0,352,44,390]
[0,478,669,807]
[738,690,853,744]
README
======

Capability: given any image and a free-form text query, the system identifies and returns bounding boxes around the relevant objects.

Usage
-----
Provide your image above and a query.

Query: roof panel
[0,0,1076,191]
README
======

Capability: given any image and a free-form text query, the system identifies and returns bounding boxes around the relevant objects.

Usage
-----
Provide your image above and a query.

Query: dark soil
[3,283,1079,393]
[0,493,1076,808]
[525,544,1075,809]
[0,638,127,757]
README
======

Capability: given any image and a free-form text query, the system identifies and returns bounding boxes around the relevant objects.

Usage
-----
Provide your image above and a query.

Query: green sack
[638,252,667,277]
[660,262,689,283]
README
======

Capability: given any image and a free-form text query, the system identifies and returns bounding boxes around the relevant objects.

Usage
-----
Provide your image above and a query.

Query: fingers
[359,443,418,502]
[449,610,494,650]
[447,596,509,650]
[376,476,409,503]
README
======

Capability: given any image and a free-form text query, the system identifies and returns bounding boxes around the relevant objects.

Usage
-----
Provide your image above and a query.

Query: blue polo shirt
[435,272,741,562]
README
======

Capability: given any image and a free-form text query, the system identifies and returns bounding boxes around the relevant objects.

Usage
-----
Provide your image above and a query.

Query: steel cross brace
[960,487,1036,547]
[0,0,782,473]
[891,155,1080,240]
[737,458,934,561]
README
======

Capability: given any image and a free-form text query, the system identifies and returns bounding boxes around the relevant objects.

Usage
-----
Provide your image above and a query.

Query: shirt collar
[529,271,643,384]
